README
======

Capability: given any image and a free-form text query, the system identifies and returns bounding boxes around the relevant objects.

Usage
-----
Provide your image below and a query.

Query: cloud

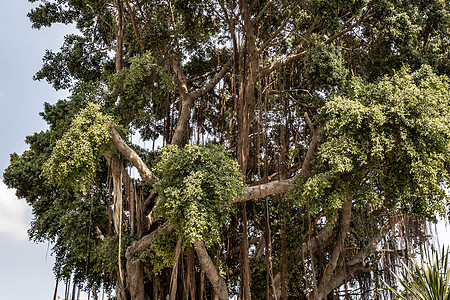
[0,180,29,240]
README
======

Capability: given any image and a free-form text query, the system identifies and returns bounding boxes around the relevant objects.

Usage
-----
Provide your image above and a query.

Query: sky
[0,2,450,300]
[0,2,71,300]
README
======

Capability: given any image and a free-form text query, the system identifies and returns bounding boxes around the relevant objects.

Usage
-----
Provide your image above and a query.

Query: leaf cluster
[290,65,450,219]
[41,103,115,194]
[153,143,243,247]
[139,233,177,276]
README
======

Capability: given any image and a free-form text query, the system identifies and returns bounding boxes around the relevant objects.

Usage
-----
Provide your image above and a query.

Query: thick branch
[189,58,233,100]
[233,179,293,203]
[300,126,323,175]
[125,221,174,259]
[171,56,190,96]
[316,219,393,300]
[110,126,158,186]
[170,57,194,146]
[170,56,232,146]
[170,93,193,147]
[233,124,322,203]
[317,263,368,299]
[300,227,334,258]
[315,199,353,298]
[194,240,229,300]
[259,4,299,52]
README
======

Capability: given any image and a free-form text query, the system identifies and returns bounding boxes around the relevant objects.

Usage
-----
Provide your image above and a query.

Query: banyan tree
[4,0,450,299]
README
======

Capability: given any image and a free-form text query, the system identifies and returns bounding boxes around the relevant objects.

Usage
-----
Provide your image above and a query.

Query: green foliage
[304,44,348,88]
[383,246,450,300]
[16,0,450,297]
[140,233,177,276]
[290,65,450,218]
[363,0,450,79]
[153,143,243,246]
[111,51,174,120]
[41,103,114,194]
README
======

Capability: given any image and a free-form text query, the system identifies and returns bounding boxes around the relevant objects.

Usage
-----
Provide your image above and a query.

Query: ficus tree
[4,0,450,299]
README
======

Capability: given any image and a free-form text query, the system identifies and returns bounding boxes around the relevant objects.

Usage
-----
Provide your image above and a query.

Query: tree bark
[115,0,124,73]
[317,219,394,299]
[126,221,174,259]
[169,238,182,300]
[187,246,196,300]
[194,240,229,300]
[110,126,158,186]
[126,257,146,300]
[170,56,232,147]
[313,198,353,300]
[116,277,128,300]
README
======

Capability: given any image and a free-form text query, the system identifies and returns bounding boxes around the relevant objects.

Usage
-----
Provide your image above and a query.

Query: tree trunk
[126,257,146,300]
[116,277,128,300]
[194,240,229,300]
[239,202,251,300]
[187,247,196,300]
[313,199,353,300]
[169,239,182,300]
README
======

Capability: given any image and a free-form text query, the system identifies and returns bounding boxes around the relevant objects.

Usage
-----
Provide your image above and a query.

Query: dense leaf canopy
[4,0,450,299]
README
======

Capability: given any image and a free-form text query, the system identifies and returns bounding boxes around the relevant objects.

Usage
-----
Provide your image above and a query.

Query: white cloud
[0,180,29,240]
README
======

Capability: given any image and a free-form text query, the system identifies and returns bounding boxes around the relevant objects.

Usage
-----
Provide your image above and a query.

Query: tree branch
[300,126,323,175]
[233,179,293,203]
[233,123,323,203]
[259,4,299,53]
[189,57,233,100]
[316,219,393,299]
[125,221,174,259]
[194,240,229,300]
[110,126,158,186]
[315,199,353,298]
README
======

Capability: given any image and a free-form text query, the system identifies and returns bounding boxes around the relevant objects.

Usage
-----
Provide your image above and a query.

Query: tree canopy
[4,0,450,299]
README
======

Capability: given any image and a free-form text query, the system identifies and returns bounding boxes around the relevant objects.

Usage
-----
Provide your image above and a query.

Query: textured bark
[126,221,174,259]
[301,227,334,258]
[116,278,127,300]
[239,202,252,300]
[199,271,205,300]
[126,257,146,300]
[170,57,192,147]
[236,179,293,203]
[125,223,174,300]
[169,239,182,300]
[300,126,323,175]
[187,247,197,300]
[236,9,258,293]
[317,220,394,299]
[314,199,353,300]
[194,240,229,300]
[170,56,232,147]
[170,92,193,147]
[112,171,127,299]
[110,126,158,186]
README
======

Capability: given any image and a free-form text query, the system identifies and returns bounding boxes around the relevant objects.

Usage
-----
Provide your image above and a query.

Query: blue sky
[0,2,449,300]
